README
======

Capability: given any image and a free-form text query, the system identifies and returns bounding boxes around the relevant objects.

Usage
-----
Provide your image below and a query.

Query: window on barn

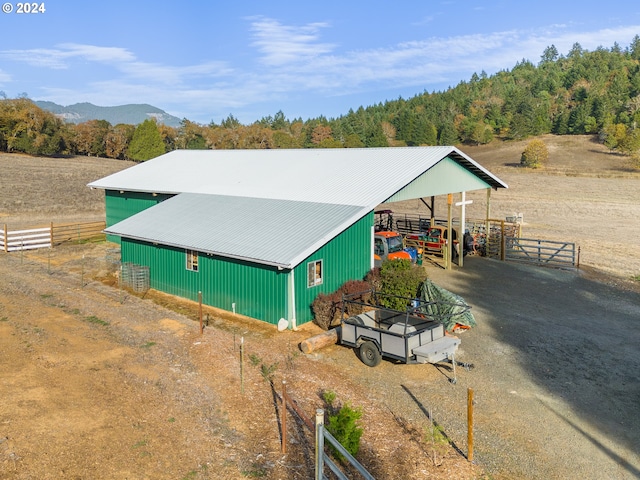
[186,250,199,272]
[307,259,323,287]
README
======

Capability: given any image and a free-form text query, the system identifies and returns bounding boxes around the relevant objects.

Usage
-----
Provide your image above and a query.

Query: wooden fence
[1,221,106,252]
[504,237,577,269]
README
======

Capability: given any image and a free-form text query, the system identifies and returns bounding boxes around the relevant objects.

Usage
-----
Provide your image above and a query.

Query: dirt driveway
[424,256,640,479]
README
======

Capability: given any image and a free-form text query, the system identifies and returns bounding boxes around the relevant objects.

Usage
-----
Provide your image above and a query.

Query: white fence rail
[505,237,576,269]
[1,222,106,253]
[1,226,51,252]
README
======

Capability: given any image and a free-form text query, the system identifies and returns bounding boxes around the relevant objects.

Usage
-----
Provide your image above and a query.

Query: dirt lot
[1,139,639,480]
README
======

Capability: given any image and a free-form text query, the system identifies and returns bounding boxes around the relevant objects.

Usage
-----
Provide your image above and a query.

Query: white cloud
[249,16,336,66]
[242,22,640,97]
[0,44,135,69]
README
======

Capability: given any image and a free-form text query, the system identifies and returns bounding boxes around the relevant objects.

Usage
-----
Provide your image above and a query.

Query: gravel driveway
[422,256,640,479]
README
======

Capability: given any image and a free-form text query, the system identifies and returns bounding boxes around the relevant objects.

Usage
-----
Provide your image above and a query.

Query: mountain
[35,101,182,128]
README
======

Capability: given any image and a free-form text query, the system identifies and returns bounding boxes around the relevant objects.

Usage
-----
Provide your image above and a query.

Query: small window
[186,250,199,272]
[307,259,323,287]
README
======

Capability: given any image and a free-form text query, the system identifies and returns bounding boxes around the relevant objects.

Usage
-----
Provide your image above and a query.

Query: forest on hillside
[1,37,640,163]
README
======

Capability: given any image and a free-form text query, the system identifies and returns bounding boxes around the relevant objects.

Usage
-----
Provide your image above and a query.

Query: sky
[1,1,640,124]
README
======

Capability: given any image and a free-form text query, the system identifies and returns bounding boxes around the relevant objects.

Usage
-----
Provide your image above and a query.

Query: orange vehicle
[373,231,414,267]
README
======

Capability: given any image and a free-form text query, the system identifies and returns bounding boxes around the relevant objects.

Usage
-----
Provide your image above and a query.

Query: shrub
[311,279,370,330]
[520,139,549,168]
[378,259,426,311]
[327,402,363,461]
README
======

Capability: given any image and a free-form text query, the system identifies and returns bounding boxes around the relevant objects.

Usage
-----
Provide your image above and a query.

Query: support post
[486,188,491,253]
[447,194,453,270]
[281,381,287,454]
[315,409,324,480]
[456,192,473,268]
[468,388,474,462]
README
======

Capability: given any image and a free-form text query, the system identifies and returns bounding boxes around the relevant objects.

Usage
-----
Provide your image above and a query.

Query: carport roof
[105,193,369,269]
[89,146,507,209]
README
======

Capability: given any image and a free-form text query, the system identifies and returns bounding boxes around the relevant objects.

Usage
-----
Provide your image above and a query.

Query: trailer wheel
[358,341,382,367]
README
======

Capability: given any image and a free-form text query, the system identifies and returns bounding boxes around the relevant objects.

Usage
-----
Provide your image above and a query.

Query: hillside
[35,101,182,127]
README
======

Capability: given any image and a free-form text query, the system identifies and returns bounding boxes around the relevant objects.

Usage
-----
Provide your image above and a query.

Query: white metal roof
[89,146,507,209]
[105,193,369,268]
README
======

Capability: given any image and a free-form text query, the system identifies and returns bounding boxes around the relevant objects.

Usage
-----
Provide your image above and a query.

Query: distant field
[0,153,135,228]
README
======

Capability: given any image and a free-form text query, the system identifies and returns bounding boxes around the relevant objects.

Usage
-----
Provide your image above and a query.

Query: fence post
[467,388,474,462]
[537,240,542,264]
[500,221,506,261]
[50,221,54,247]
[240,337,244,394]
[315,408,324,480]
[2,224,6,253]
[198,291,203,335]
[281,380,287,454]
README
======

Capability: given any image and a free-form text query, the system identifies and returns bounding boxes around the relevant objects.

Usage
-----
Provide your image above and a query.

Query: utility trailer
[340,291,469,370]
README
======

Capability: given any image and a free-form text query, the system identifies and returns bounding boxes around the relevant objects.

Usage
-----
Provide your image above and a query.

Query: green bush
[327,403,363,461]
[378,259,426,310]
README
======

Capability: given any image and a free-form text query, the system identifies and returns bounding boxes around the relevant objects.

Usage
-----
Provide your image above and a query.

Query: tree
[127,119,165,161]
[520,138,549,168]
[540,45,559,65]
[438,122,459,145]
[0,98,66,155]
[177,119,207,149]
[73,119,110,157]
[311,125,333,146]
[105,124,135,159]
[629,34,640,61]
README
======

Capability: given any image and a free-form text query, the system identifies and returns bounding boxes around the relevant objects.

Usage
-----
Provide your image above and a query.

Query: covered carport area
[376,149,508,268]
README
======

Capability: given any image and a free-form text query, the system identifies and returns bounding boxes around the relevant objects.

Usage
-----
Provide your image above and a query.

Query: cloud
[243,22,640,96]
[120,61,234,85]
[0,44,136,69]
[249,16,336,66]
[0,69,11,83]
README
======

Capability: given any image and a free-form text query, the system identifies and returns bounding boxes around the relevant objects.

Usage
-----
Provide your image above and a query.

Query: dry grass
[0,153,135,228]
[391,134,640,281]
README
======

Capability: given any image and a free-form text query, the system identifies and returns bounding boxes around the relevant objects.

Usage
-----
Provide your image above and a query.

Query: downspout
[370,225,375,270]
[288,269,297,330]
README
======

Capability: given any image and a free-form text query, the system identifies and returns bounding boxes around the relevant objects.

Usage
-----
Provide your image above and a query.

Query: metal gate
[505,237,576,269]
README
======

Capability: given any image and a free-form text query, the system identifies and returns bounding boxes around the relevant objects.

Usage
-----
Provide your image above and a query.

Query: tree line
[1,36,640,163]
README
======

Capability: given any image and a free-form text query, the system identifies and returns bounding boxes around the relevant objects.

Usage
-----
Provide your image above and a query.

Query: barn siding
[293,212,373,324]
[121,238,289,325]
[119,212,373,327]
[105,190,173,243]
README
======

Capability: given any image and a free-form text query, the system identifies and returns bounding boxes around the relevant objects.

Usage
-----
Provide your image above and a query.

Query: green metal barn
[88,147,507,327]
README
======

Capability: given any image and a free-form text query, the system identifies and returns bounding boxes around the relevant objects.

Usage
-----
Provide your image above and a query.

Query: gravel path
[422,256,640,479]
